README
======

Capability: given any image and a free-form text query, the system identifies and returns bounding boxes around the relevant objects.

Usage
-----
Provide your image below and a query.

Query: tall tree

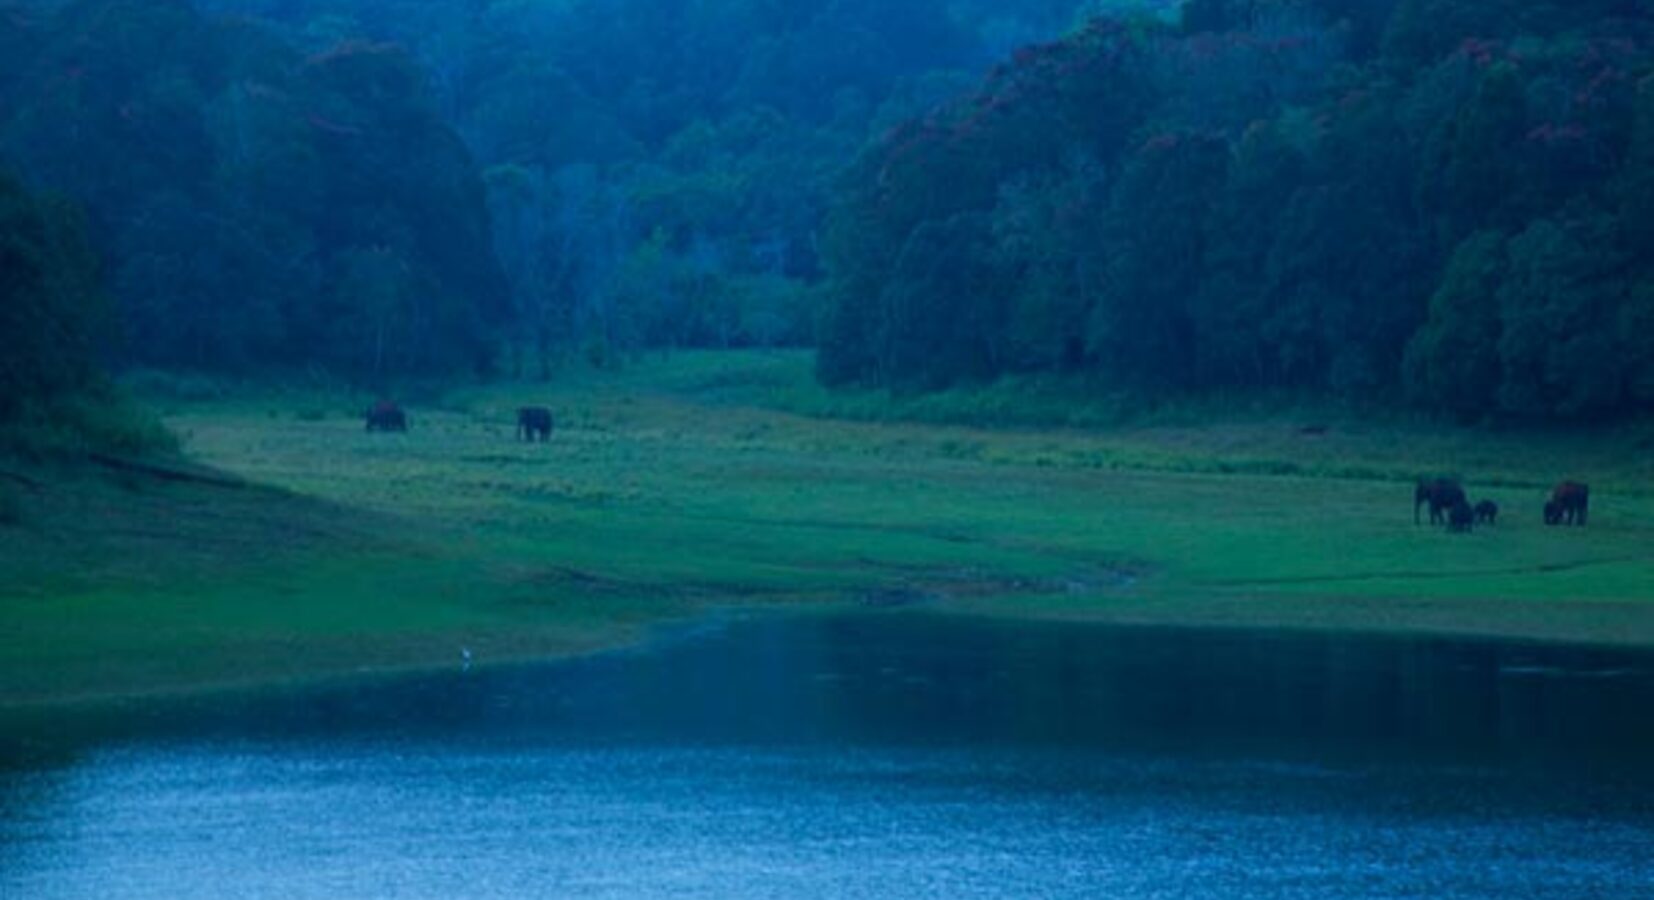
[0,171,106,419]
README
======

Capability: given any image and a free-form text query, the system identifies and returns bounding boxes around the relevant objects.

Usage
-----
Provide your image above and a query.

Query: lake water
[4,612,1654,898]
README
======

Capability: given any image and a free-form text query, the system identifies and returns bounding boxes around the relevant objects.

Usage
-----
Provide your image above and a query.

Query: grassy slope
[4,350,1653,705]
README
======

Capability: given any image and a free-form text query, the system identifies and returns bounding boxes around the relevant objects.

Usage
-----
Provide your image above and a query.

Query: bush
[0,388,176,461]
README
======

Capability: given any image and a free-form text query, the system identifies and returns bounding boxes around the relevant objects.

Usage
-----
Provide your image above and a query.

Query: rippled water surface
[4,613,1654,898]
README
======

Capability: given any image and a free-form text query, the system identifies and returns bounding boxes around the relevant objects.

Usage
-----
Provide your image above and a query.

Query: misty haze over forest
[4,0,1653,426]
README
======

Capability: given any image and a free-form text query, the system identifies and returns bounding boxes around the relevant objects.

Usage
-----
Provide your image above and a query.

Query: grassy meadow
[4,350,1654,706]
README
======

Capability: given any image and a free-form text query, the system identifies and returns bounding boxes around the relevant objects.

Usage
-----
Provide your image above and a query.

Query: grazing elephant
[1545,481,1589,526]
[1415,478,1466,525]
[516,406,554,443]
[1473,500,1498,525]
[1447,498,1476,533]
[364,400,407,432]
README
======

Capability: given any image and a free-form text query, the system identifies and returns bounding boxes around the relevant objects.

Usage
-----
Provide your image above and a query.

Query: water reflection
[3,613,1653,898]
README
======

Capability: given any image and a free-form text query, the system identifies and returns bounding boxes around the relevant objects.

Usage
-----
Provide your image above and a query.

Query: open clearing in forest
[4,351,1654,705]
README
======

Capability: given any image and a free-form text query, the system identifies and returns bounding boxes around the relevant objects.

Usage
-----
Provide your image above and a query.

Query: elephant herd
[1415,477,1589,533]
[364,400,555,443]
[365,399,1598,533]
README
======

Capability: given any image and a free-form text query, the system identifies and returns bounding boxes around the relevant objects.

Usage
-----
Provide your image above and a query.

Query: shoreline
[6,594,1654,713]
[5,354,1653,711]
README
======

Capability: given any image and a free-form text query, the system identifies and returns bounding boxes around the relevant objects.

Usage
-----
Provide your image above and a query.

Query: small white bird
[461,647,473,672]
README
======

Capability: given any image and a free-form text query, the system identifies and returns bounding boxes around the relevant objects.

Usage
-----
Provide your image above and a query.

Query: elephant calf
[1446,498,1475,533]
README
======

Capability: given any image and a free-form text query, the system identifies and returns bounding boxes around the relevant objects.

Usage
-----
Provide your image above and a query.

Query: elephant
[1447,497,1476,533]
[1415,478,1466,525]
[517,406,554,443]
[364,400,407,432]
[1473,500,1498,525]
[1545,481,1589,526]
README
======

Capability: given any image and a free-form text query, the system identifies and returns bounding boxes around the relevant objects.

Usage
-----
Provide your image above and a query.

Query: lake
[4,612,1653,898]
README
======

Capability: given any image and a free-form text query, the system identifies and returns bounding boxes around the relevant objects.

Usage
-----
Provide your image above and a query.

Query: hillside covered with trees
[0,0,507,378]
[194,0,1135,371]
[819,0,1654,420]
[0,0,1119,383]
[2,0,1651,423]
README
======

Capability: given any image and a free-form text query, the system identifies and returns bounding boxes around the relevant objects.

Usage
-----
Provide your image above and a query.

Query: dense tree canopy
[191,0,1117,368]
[2,0,1650,422]
[818,0,1654,420]
[4,0,1115,377]
[1,0,507,377]
[0,171,105,420]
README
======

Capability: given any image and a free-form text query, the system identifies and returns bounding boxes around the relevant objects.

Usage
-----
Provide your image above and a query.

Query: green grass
[0,482,22,526]
[4,350,1654,706]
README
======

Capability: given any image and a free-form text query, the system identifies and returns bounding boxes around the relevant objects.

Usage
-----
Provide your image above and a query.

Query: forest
[1,0,1651,427]
[6,5,1654,879]
[820,0,1654,420]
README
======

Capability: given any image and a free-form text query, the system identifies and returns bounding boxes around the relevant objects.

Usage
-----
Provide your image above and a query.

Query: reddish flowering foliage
[1336,88,1372,111]
[1522,38,1641,115]
[1573,36,1642,74]
[306,114,362,136]
[243,82,284,101]
[871,120,951,194]
[1182,30,1311,63]
[304,40,388,70]
[1585,68,1627,96]
[1011,42,1053,67]
[1140,129,1230,157]
[1054,198,1086,228]
[1457,37,1506,68]
[863,14,1155,195]
[974,18,1139,101]
[1573,60,1631,107]
[302,40,424,102]
[1526,122,1589,145]
[1143,132,1182,152]
[1185,33,1223,61]
[873,117,924,149]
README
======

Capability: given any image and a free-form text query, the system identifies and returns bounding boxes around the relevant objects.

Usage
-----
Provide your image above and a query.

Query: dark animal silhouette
[1545,481,1589,526]
[1447,498,1475,533]
[1473,499,1498,525]
[517,406,554,442]
[364,400,407,433]
[1415,478,1466,525]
